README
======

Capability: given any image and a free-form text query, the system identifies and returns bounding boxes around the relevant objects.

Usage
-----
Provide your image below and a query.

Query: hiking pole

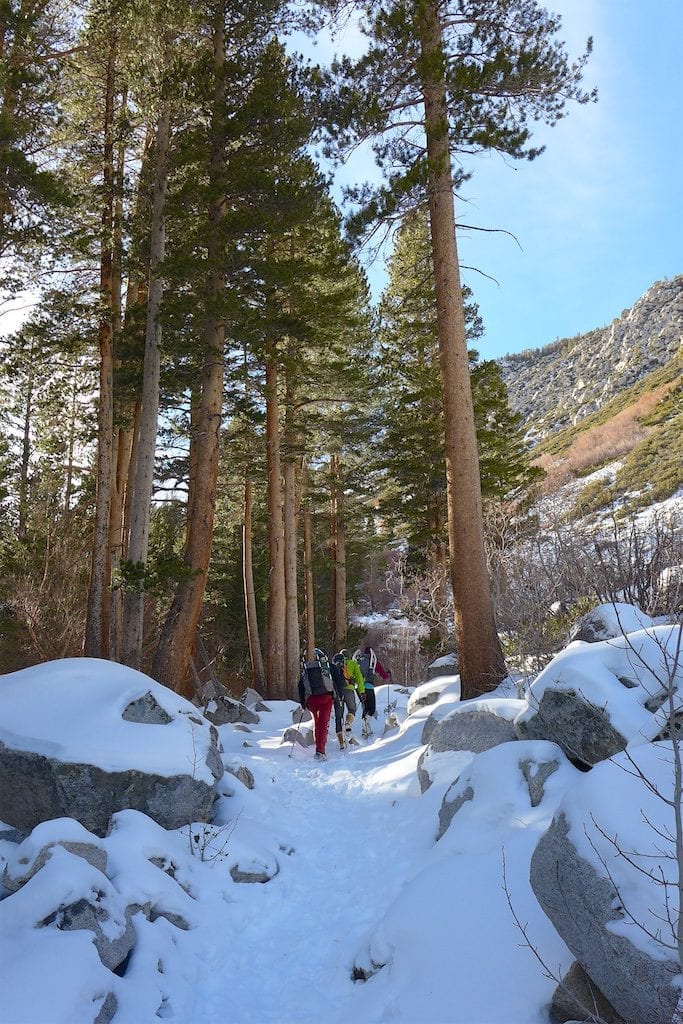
[288,705,306,759]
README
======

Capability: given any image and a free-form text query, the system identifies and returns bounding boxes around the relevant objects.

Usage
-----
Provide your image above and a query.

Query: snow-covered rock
[0,659,223,836]
[514,625,683,766]
[531,743,682,1024]
[202,692,260,726]
[567,601,657,643]
[436,740,574,843]
[407,675,460,715]
[428,698,522,756]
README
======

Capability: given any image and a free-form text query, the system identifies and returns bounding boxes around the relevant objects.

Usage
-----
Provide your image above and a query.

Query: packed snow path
[192,715,424,1024]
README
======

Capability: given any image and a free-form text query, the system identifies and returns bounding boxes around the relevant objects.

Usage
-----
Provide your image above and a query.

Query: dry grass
[535,383,676,494]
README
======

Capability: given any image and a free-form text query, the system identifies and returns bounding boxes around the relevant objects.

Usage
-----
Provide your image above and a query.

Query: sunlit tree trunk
[264,348,288,699]
[153,7,226,696]
[243,476,266,691]
[85,24,118,659]
[303,490,316,661]
[330,453,347,649]
[283,375,300,690]
[122,95,171,669]
[417,0,506,697]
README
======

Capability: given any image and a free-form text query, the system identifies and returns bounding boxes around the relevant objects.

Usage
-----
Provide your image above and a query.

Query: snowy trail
[190,711,425,1024]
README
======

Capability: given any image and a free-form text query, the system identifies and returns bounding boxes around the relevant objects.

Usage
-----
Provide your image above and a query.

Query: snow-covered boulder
[419,690,463,744]
[240,687,265,707]
[416,747,474,794]
[291,706,312,724]
[514,626,683,766]
[425,652,457,679]
[2,834,136,973]
[407,675,460,715]
[567,601,656,643]
[436,741,573,842]
[0,659,224,836]
[282,726,314,748]
[428,698,522,755]
[202,692,259,726]
[530,743,681,1024]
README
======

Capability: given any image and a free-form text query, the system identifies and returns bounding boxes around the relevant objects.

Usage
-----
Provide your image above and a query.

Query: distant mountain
[500,276,683,446]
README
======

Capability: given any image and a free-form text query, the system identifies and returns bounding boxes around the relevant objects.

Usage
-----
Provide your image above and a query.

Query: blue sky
[311,0,683,359]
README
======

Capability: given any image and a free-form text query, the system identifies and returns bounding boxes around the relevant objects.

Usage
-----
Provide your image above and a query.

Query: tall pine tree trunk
[330,453,347,649]
[283,376,300,691]
[107,87,128,661]
[17,353,34,541]
[265,349,287,699]
[303,493,316,661]
[85,24,117,659]
[121,96,171,669]
[63,366,79,520]
[153,8,226,696]
[283,456,300,691]
[417,0,505,698]
[242,476,266,691]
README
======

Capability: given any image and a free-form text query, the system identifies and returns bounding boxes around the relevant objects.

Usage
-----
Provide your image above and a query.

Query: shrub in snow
[530,742,682,1024]
[0,659,224,836]
[514,625,683,767]
[567,601,657,643]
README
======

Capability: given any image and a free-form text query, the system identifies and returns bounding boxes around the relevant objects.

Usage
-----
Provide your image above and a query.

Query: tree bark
[107,87,129,661]
[303,490,316,662]
[17,353,34,541]
[283,455,300,691]
[63,365,79,520]
[85,24,118,659]
[417,0,506,698]
[264,348,288,699]
[152,8,226,696]
[121,96,171,669]
[330,453,347,649]
[243,476,266,691]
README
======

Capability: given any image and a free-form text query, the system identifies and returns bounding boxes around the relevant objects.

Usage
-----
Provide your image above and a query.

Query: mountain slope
[501,275,683,445]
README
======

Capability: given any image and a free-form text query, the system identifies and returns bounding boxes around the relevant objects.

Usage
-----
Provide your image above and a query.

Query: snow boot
[337,731,346,750]
[361,717,372,739]
[314,751,327,761]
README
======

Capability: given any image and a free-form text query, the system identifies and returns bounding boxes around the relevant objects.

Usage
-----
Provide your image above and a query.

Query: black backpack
[301,651,334,698]
[357,648,377,683]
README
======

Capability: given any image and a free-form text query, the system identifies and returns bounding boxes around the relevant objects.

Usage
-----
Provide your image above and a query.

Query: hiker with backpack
[333,649,364,744]
[356,644,391,738]
[297,648,335,761]
[329,655,348,750]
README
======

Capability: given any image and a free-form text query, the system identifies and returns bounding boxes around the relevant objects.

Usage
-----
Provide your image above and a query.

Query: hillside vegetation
[502,279,682,515]
[501,275,682,446]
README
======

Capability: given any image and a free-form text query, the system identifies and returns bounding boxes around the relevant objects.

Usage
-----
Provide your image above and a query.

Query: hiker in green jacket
[333,650,364,742]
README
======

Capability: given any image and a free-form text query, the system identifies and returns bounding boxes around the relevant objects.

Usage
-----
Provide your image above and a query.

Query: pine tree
[0,0,71,271]
[323,0,594,697]
[378,210,540,558]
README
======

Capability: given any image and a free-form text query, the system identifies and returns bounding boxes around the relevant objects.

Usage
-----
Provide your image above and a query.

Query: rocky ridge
[500,275,682,444]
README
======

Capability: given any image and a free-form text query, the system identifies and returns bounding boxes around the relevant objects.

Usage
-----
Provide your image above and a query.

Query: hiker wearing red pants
[297,649,335,761]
